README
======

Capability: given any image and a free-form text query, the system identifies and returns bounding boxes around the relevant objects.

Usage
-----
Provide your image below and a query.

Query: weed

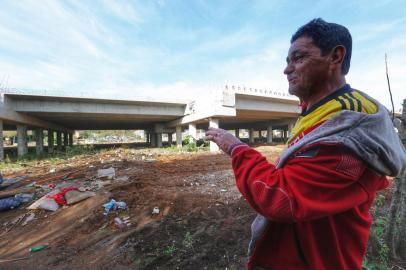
[182,231,194,249]
[163,244,177,256]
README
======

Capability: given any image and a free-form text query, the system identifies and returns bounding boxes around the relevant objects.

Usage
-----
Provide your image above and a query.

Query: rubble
[97,167,115,179]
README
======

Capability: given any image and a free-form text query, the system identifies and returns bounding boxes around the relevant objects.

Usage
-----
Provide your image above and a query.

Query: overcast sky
[0,0,405,110]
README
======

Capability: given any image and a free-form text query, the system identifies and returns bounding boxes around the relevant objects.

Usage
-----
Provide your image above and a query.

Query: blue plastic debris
[0,197,22,212]
[103,199,127,215]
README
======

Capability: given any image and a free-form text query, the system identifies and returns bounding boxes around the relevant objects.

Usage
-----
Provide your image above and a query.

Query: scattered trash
[29,245,49,253]
[0,197,22,212]
[97,167,115,179]
[220,189,227,192]
[48,184,56,189]
[94,180,112,190]
[49,168,56,173]
[114,216,131,228]
[46,186,79,205]
[15,193,35,203]
[26,182,37,188]
[65,190,95,205]
[0,187,35,199]
[28,191,60,211]
[114,217,125,228]
[152,206,160,215]
[22,213,36,226]
[103,199,127,215]
[115,176,129,181]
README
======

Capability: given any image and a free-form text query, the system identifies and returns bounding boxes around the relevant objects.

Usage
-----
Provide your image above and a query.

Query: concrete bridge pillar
[35,128,44,155]
[63,132,68,148]
[249,128,254,143]
[56,131,62,152]
[176,126,182,148]
[168,133,173,145]
[284,129,288,142]
[209,118,219,152]
[235,128,240,138]
[156,133,162,148]
[188,123,197,141]
[267,125,273,143]
[145,131,150,144]
[288,122,295,138]
[17,124,28,157]
[150,133,157,147]
[0,120,3,161]
[69,132,74,146]
[48,130,54,154]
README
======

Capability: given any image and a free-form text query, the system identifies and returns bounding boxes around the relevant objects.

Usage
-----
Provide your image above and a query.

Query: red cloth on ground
[47,186,79,205]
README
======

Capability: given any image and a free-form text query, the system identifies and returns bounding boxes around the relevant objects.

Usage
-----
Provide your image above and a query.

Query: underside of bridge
[0,88,300,160]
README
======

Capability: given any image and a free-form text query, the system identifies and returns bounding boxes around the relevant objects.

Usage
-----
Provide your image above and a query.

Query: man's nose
[284,63,293,75]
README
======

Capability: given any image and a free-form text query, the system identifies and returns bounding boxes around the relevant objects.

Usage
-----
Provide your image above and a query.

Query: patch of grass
[162,244,177,256]
[182,231,194,249]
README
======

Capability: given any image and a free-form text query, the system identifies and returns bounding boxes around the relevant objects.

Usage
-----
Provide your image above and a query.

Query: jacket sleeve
[231,144,372,222]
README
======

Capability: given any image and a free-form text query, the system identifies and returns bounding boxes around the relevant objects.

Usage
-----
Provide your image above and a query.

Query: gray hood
[277,91,406,177]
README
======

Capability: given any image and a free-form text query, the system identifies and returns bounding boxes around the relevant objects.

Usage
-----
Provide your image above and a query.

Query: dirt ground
[0,145,285,270]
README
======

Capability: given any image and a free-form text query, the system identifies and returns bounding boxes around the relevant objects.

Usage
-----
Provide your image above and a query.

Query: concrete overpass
[0,86,300,159]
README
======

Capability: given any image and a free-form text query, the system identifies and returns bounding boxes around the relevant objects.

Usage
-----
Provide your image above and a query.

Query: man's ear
[330,45,346,70]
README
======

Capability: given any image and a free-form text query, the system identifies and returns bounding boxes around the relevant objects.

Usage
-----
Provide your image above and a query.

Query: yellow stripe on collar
[287,88,377,145]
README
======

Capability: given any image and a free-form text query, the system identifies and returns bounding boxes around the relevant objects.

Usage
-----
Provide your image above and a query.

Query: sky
[0,0,405,111]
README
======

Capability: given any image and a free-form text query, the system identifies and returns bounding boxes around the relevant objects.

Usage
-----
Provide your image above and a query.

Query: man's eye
[293,55,304,62]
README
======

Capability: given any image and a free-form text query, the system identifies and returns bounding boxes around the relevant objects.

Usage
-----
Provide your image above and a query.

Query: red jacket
[231,143,388,270]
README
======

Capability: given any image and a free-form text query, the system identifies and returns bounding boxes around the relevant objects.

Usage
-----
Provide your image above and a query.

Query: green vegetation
[0,145,100,171]
[162,244,177,256]
[182,231,194,249]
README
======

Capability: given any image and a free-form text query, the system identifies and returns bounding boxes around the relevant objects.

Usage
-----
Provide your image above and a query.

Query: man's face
[284,36,330,100]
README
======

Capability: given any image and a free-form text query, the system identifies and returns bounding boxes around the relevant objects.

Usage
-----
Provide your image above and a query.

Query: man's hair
[291,18,352,75]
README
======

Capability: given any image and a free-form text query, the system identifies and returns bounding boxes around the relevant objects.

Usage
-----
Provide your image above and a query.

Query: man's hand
[205,127,245,155]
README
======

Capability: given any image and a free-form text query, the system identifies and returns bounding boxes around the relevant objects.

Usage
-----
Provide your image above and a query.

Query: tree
[385,99,406,262]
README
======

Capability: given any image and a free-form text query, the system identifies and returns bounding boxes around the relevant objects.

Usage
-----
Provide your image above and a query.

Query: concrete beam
[209,118,219,152]
[17,124,28,157]
[10,97,185,117]
[176,126,182,148]
[35,128,44,155]
[166,106,236,128]
[48,130,54,154]
[1,94,68,131]
[0,120,3,161]
[236,95,300,114]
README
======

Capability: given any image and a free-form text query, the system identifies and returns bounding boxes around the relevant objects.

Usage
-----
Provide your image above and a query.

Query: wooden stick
[0,256,30,263]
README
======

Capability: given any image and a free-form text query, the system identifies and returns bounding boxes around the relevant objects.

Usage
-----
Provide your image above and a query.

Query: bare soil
[0,145,284,270]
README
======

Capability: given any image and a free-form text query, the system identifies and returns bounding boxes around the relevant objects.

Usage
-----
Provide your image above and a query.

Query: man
[206,18,406,270]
